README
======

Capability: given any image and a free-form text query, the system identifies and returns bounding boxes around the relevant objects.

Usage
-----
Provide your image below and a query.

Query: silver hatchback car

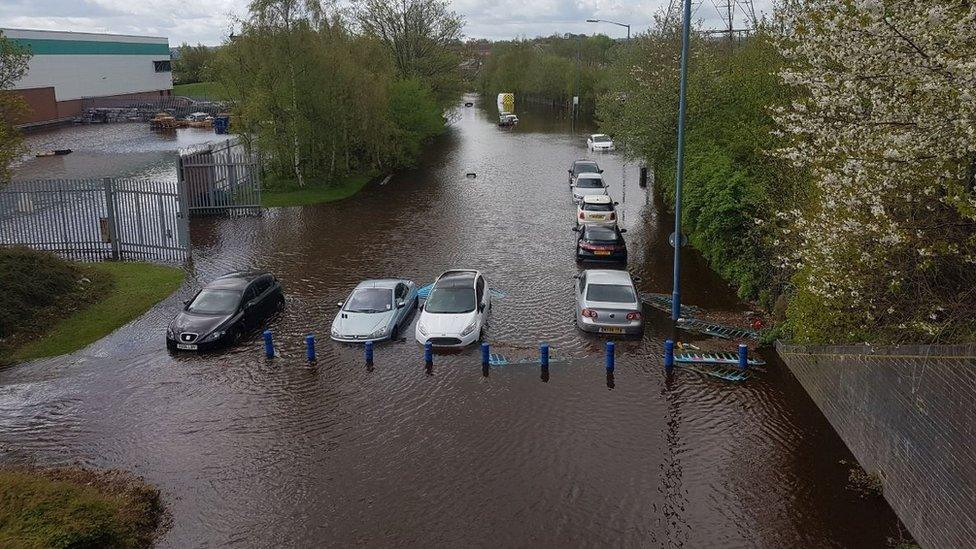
[574,269,643,335]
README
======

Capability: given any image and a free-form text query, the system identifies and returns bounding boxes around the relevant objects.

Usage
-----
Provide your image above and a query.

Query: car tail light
[582,308,599,318]
[579,211,585,220]
[627,311,642,320]
[609,212,616,220]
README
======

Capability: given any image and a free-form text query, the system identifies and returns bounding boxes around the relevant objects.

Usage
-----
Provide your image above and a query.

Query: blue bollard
[365,340,374,365]
[305,334,316,362]
[738,343,748,370]
[481,342,490,366]
[424,341,433,366]
[263,330,274,358]
[606,341,615,373]
[664,339,674,372]
[540,343,549,368]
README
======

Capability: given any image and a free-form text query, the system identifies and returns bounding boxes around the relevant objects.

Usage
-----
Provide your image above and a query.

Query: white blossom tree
[773,0,976,342]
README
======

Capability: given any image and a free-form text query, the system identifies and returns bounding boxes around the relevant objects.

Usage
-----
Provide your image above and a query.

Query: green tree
[172,43,216,84]
[0,30,31,184]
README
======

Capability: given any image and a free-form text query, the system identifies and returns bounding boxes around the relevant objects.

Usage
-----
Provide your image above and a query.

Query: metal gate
[179,139,261,215]
[0,178,190,262]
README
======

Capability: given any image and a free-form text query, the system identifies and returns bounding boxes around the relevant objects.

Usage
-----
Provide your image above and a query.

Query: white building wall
[4,28,172,101]
[14,55,173,101]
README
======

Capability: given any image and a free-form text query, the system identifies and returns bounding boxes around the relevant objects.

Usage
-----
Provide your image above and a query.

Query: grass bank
[261,172,377,208]
[0,466,166,548]
[0,249,185,364]
[172,81,226,100]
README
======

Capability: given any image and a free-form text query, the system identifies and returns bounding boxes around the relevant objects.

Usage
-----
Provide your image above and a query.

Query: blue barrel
[213,115,230,134]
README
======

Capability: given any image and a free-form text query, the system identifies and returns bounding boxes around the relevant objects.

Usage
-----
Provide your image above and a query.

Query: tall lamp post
[671,0,692,321]
[585,18,631,40]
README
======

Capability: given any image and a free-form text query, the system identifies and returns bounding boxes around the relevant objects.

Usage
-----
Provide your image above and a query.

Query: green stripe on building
[11,38,169,56]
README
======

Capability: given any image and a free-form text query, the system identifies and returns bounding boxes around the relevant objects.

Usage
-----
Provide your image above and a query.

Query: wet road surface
[0,96,902,547]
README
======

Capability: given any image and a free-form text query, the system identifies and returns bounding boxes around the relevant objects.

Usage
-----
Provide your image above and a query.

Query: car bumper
[416,330,480,347]
[166,336,223,352]
[576,250,627,262]
[331,333,390,343]
[576,318,643,335]
[592,146,615,152]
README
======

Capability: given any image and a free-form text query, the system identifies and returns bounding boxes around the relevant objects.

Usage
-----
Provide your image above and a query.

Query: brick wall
[776,342,976,549]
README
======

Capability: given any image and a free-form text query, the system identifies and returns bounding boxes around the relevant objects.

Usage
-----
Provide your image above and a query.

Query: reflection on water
[0,95,901,547]
[13,123,224,182]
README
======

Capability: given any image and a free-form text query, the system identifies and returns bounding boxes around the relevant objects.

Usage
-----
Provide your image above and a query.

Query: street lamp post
[671,0,692,321]
[585,18,631,40]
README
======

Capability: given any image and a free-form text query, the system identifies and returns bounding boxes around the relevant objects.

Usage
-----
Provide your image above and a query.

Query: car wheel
[390,323,399,341]
[479,327,485,341]
[276,295,285,311]
[230,326,245,346]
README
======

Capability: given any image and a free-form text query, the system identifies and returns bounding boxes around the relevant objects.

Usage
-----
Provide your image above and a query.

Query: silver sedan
[331,279,418,342]
[574,269,643,335]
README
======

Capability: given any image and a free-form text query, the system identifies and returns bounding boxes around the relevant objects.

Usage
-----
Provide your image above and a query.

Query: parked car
[574,223,628,263]
[574,269,643,335]
[571,173,609,203]
[577,195,618,225]
[331,279,418,342]
[167,271,284,351]
[415,270,491,347]
[568,159,602,186]
[498,113,519,126]
[587,134,615,152]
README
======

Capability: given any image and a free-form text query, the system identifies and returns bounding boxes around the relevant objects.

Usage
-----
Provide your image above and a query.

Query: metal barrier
[0,177,190,262]
[179,140,261,215]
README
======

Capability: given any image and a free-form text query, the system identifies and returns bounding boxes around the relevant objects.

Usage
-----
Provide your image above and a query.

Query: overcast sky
[1,0,770,46]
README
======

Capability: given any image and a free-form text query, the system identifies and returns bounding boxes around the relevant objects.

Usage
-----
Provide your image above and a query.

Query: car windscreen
[187,289,241,315]
[344,288,393,313]
[584,226,618,241]
[586,283,636,303]
[574,163,600,175]
[425,287,476,314]
[583,202,613,212]
[593,135,612,143]
[576,178,605,188]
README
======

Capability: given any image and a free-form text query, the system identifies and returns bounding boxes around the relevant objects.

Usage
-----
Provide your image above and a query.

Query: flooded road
[0,96,901,547]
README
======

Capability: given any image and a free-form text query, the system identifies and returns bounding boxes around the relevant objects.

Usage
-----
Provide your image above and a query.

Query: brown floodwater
[0,95,902,547]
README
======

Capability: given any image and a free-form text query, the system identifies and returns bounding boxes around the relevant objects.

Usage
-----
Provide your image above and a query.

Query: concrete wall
[3,28,171,117]
[776,342,976,549]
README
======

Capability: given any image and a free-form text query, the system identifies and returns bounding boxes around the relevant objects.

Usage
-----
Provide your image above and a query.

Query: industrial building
[3,28,173,127]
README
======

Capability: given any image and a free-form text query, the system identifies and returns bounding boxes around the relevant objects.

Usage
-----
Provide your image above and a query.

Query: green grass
[0,467,164,549]
[172,81,226,100]
[7,262,184,363]
[262,172,376,207]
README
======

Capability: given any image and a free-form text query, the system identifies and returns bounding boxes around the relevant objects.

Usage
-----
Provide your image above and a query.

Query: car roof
[583,269,633,285]
[208,270,271,290]
[354,279,405,290]
[576,173,604,181]
[573,159,599,166]
[434,270,479,288]
[582,195,612,204]
[590,133,609,138]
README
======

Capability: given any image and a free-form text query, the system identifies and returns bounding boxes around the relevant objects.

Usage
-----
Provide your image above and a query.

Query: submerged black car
[167,271,284,351]
[574,224,628,263]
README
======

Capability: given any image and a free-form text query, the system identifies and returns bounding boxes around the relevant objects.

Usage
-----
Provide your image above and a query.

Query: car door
[476,276,487,326]
[576,272,587,316]
[394,283,409,326]
[242,284,259,328]
[255,276,275,318]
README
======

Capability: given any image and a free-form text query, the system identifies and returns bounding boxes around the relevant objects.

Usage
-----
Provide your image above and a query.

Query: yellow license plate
[595,250,611,256]
[591,215,605,220]
[600,327,625,334]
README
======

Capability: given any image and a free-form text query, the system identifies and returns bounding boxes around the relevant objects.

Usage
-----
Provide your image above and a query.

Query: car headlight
[201,330,225,343]
[331,325,339,337]
[418,324,429,336]
[369,326,388,338]
[166,326,176,338]
[460,320,477,336]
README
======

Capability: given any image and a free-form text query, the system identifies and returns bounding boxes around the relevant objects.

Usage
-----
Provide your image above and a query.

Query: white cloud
[1,0,773,45]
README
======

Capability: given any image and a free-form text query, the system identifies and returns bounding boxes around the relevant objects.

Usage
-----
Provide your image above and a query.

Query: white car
[577,195,618,225]
[572,173,609,203]
[575,269,643,335]
[415,270,491,347]
[587,134,615,152]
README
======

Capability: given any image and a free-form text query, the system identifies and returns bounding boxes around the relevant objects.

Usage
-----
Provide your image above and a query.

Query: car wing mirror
[568,169,573,173]
[571,226,579,232]
[599,169,604,173]
[396,299,406,309]
[336,301,344,308]
[620,229,628,233]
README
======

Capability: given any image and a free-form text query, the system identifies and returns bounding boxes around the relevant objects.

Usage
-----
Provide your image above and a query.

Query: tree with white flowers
[773,0,976,342]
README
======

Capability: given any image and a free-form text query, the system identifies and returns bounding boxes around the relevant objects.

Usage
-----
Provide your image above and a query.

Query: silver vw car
[331,279,418,342]
[574,269,644,335]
